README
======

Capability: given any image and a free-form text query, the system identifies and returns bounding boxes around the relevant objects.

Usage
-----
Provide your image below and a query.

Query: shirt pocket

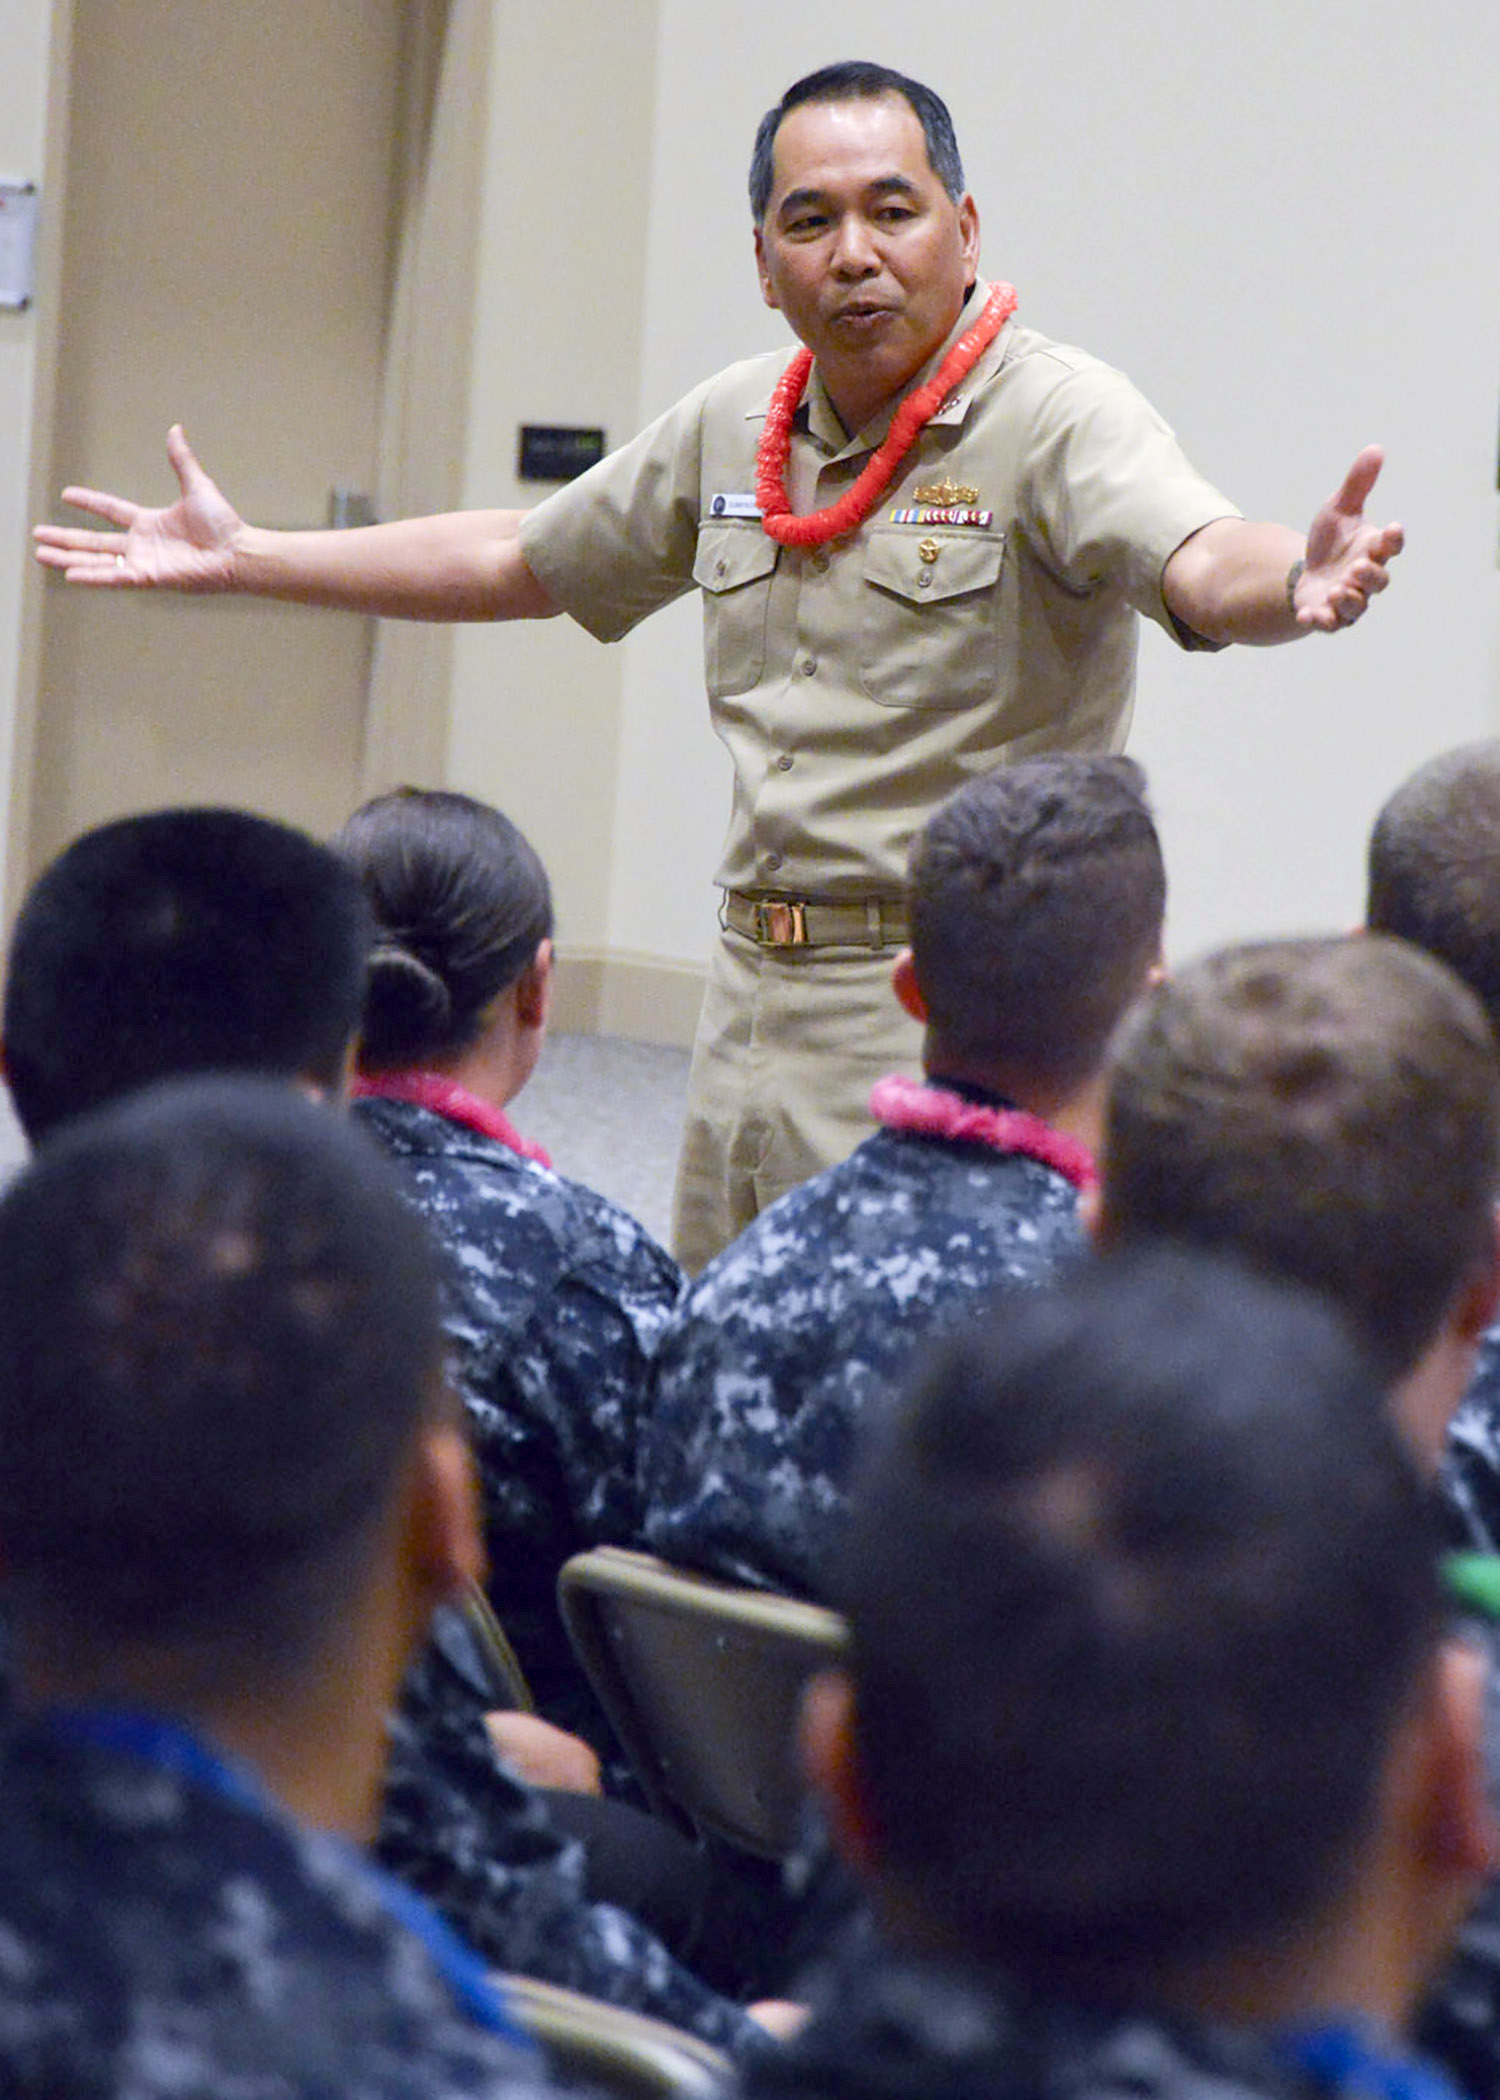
[859,528,1007,709]
[694,523,780,698]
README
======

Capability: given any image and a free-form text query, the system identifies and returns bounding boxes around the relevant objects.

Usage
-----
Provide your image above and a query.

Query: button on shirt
[520,281,1238,903]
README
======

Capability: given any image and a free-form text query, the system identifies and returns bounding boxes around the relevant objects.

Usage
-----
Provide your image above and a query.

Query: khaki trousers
[670,926,923,1275]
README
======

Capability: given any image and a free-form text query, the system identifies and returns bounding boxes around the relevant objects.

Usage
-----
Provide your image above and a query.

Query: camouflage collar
[352,1071,552,1169]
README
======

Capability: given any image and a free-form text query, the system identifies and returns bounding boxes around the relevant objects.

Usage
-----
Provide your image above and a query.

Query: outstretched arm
[1162,444,1404,647]
[32,425,560,623]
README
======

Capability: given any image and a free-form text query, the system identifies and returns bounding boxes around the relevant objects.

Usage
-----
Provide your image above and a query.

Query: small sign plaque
[518,425,606,484]
[0,183,40,312]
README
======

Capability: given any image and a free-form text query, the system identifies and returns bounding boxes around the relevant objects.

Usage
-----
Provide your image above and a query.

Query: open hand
[1293,445,1404,633]
[33,425,244,592]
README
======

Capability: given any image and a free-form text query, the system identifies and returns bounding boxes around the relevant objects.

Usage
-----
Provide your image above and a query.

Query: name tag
[889,507,994,528]
[708,493,763,520]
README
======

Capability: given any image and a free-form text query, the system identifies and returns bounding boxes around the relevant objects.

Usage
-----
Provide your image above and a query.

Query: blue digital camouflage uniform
[737,1944,1448,2100]
[354,1096,683,1749]
[1443,1325,1500,1554]
[383,1625,765,2054]
[0,1617,763,2057]
[639,1086,1086,1599]
[1417,1328,1500,2096]
[0,1715,557,2099]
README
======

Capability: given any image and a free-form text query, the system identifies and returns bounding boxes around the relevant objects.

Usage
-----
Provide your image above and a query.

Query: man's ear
[800,1669,883,1883]
[957,193,981,279]
[405,1404,486,1608]
[754,225,781,312]
[1455,1209,1500,1345]
[891,948,928,1024]
[514,939,553,1034]
[1405,1637,1500,1886]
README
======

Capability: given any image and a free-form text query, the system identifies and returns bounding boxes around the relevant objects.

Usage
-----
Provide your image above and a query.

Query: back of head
[3,807,371,1143]
[749,61,964,220]
[909,756,1165,1089]
[1103,935,1500,1379]
[0,1076,441,1678]
[334,787,553,1073]
[840,1247,1441,1983]
[1367,740,1500,1047]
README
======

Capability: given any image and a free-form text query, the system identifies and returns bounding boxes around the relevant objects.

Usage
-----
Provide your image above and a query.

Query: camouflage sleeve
[379,1659,765,2057]
[1445,1333,1500,1553]
[494,1222,683,1548]
[435,1162,683,1556]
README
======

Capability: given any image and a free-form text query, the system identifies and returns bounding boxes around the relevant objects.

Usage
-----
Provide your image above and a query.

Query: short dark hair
[840,1247,1442,1980]
[908,756,1165,1087]
[1102,936,1500,1379]
[0,1077,442,1673]
[3,808,371,1142]
[749,63,965,222]
[1367,740,1500,1047]
[334,788,554,1073]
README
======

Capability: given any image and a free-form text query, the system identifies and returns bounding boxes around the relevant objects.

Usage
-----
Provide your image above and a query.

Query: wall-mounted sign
[518,425,606,483]
[0,183,39,311]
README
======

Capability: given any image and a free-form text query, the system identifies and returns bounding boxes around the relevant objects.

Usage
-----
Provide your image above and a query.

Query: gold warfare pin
[912,478,980,506]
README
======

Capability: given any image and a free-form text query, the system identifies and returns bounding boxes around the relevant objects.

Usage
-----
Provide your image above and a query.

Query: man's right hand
[35,433,555,622]
[33,425,244,592]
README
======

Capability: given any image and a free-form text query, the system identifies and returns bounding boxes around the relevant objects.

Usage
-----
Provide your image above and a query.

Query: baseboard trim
[552,949,706,1050]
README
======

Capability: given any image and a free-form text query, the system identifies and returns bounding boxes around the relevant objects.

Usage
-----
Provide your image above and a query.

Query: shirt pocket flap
[694,524,780,595]
[863,529,1006,606]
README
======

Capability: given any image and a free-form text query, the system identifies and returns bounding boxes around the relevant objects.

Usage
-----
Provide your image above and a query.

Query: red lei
[869,1072,1096,1191]
[353,1069,553,1169]
[755,281,1018,549]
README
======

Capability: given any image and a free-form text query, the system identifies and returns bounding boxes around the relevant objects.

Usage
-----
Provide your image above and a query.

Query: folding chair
[558,1546,847,1860]
[459,1575,535,1712]
[499,1975,730,2100]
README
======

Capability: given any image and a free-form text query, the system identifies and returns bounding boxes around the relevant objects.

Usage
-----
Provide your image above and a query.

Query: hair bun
[362,940,452,1065]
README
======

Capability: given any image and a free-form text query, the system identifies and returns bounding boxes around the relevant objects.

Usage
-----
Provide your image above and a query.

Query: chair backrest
[461,1574,535,1713]
[558,1546,847,1859]
[499,1974,730,2100]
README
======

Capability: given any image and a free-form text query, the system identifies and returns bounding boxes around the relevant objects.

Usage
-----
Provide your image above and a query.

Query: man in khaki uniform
[36,62,1405,1272]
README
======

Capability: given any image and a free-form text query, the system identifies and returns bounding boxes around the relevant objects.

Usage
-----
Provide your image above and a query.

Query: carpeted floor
[512,1032,691,1247]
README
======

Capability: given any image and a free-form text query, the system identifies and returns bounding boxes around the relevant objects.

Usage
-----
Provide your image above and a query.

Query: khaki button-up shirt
[520,282,1237,901]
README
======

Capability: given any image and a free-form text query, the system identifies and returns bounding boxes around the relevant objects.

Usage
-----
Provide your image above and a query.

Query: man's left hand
[1292,445,1405,633]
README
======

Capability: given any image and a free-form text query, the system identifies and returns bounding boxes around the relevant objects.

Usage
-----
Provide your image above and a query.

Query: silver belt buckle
[754,899,809,945]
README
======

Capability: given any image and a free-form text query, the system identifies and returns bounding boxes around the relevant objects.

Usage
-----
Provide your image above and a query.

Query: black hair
[749,62,965,221]
[0,1076,442,1672]
[909,756,1165,1088]
[839,1246,1443,1982]
[1367,740,1500,1049]
[334,788,554,1072]
[3,807,371,1142]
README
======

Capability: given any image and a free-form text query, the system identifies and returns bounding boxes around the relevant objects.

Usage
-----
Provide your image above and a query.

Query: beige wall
[442,0,660,957]
[0,0,70,917]
[5,3,1499,1019]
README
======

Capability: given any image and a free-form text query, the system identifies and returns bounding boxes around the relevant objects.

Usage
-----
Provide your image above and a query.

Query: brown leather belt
[723,890,908,950]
